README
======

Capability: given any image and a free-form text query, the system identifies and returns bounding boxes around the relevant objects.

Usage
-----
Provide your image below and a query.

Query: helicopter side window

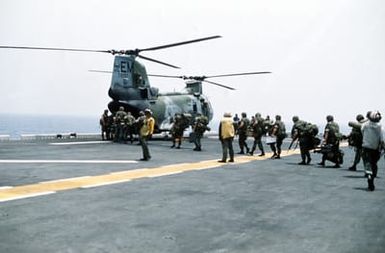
[133,73,145,87]
[193,102,198,113]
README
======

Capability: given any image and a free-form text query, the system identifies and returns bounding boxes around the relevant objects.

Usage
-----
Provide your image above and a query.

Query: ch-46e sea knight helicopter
[0,35,271,132]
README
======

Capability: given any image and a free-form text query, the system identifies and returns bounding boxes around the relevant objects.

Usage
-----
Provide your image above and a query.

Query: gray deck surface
[0,138,384,253]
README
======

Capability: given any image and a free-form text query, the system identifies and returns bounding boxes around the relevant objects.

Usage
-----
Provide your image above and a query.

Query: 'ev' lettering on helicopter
[115,61,133,78]
[120,61,128,73]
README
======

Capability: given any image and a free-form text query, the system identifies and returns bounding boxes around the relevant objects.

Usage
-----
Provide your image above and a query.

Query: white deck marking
[146,171,184,178]
[0,191,55,203]
[39,176,92,184]
[0,160,138,164]
[49,141,112,145]
[0,186,13,190]
[81,179,132,189]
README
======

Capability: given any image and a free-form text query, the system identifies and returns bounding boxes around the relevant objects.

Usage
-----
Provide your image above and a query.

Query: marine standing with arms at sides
[123,112,135,144]
[115,106,128,143]
[237,112,250,154]
[139,109,155,161]
[218,113,235,163]
[361,111,383,191]
[100,109,110,141]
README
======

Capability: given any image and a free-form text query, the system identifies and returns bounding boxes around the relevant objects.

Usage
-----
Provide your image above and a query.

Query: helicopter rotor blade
[205,71,271,79]
[147,74,184,79]
[138,35,221,52]
[88,70,112,74]
[0,45,110,53]
[137,54,180,69]
[203,80,235,90]
[88,71,185,77]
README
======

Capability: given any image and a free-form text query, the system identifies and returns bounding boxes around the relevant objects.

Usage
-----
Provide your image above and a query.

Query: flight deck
[0,138,384,253]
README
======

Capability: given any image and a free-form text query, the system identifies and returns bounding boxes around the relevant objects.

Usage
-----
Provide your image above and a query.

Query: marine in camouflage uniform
[269,115,286,159]
[249,113,265,156]
[237,112,250,154]
[318,115,341,168]
[263,115,274,134]
[291,116,315,165]
[361,111,383,191]
[192,114,210,151]
[100,109,110,141]
[114,106,128,143]
[347,114,366,171]
[170,113,189,149]
[123,112,136,144]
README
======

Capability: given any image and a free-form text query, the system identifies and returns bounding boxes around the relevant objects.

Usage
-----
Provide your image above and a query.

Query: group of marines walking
[219,111,383,191]
[101,108,384,191]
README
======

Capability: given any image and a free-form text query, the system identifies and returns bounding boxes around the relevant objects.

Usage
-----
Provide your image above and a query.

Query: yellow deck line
[0,149,303,202]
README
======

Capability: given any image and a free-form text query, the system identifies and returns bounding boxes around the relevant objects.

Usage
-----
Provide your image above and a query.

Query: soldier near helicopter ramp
[218,112,235,163]
[192,113,210,151]
[170,113,191,149]
[139,109,155,161]
[100,109,111,141]
[114,106,128,143]
[123,112,135,143]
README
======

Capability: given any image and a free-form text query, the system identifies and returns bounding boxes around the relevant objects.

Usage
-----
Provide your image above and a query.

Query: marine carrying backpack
[301,123,318,137]
[348,128,363,147]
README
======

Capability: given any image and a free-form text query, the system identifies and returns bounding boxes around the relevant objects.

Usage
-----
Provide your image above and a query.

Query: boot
[368,175,375,191]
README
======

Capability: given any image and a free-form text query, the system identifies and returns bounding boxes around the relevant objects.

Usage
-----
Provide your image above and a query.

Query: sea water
[0,114,100,139]
[0,113,354,140]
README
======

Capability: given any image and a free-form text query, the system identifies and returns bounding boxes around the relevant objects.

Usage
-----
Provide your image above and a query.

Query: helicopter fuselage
[107,55,213,132]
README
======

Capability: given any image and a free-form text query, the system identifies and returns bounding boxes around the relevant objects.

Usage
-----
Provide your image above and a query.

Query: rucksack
[301,123,318,136]
[348,127,363,147]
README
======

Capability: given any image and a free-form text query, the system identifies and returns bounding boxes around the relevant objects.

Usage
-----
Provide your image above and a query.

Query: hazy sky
[0,0,384,126]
